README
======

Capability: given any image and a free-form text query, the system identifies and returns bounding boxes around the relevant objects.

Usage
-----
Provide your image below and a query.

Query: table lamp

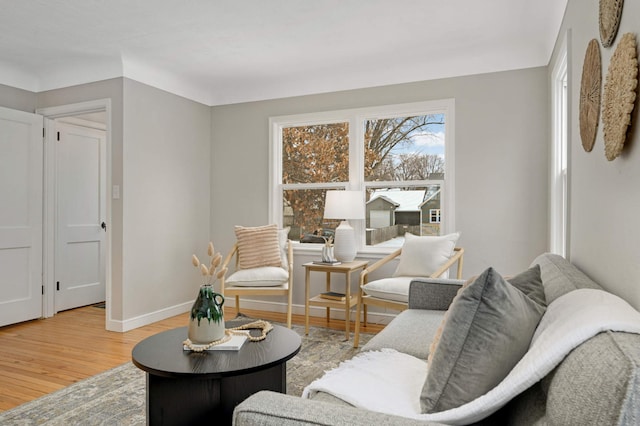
[324,190,365,262]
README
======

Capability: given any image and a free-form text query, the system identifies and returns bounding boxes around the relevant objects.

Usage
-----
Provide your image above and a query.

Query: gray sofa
[233,253,640,425]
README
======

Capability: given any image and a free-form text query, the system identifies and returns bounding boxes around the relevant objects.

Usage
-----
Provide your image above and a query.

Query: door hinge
[57,131,60,141]
[42,285,45,295]
[43,127,45,139]
[56,281,60,291]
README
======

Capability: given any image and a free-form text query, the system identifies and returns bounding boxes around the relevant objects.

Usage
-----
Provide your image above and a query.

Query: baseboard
[106,301,192,332]
[106,297,396,332]
[228,298,395,326]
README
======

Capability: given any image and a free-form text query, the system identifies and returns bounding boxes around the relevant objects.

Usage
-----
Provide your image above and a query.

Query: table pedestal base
[146,364,285,425]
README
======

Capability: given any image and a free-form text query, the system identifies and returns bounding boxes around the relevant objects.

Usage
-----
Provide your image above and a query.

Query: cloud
[413,131,445,148]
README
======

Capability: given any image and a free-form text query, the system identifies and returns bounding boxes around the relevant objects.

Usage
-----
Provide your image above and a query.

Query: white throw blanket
[302,289,640,425]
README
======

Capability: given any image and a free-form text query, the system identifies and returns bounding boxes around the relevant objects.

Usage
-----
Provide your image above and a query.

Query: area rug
[0,324,372,425]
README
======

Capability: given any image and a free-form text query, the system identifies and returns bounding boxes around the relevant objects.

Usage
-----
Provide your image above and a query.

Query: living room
[1,0,639,339]
[0,0,639,421]
[0,1,640,336]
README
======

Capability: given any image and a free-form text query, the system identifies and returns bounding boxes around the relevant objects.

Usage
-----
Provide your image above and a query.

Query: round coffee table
[132,321,301,425]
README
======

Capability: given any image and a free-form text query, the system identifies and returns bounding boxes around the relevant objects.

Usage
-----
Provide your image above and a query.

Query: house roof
[369,190,425,212]
[0,1,568,106]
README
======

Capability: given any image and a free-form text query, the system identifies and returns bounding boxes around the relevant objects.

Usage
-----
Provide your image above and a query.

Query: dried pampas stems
[579,39,602,152]
[602,32,638,161]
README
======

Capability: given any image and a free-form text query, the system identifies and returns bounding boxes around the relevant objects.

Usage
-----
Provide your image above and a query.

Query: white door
[54,122,106,312]
[0,107,43,326]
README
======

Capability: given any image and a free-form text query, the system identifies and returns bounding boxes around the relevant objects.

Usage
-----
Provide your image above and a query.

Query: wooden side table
[303,260,368,340]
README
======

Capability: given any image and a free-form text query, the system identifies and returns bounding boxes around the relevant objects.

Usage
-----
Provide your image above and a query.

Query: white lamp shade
[324,191,365,220]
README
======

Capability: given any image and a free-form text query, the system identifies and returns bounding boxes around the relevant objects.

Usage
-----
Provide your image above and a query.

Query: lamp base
[333,221,357,262]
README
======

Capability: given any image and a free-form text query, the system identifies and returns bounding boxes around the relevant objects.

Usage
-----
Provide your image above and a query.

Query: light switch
[113,185,120,199]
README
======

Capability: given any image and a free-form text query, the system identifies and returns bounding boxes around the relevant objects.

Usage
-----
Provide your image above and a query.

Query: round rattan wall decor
[579,39,602,152]
[602,33,638,161]
[599,0,624,48]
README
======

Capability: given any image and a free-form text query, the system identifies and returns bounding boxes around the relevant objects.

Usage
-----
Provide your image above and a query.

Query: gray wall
[554,0,640,310]
[36,78,211,328]
[0,83,37,112]
[121,79,211,322]
[211,67,549,312]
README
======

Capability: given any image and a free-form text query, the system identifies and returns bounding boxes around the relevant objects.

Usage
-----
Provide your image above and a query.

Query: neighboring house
[365,195,398,228]
[419,186,442,224]
[368,189,427,227]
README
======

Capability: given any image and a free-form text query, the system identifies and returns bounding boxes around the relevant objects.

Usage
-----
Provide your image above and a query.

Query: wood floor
[0,305,385,411]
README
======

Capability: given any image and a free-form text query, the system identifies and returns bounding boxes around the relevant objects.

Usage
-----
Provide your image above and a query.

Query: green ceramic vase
[188,284,225,344]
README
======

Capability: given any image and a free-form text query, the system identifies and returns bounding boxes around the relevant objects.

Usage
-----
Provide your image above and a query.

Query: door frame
[37,99,112,322]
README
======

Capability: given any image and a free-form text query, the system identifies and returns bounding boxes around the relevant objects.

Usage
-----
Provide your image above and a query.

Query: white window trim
[269,99,455,255]
[550,30,570,258]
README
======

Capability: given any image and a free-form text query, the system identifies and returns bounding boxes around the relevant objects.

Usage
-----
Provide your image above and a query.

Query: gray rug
[0,323,372,425]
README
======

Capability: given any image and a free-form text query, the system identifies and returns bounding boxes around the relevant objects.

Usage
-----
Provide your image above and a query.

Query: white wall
[122,79,211,326]
[210,67,550,315]
[554,0,640,310]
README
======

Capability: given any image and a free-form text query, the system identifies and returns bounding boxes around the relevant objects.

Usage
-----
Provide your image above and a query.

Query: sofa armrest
[408,278,464,310]
[233,391,446,426]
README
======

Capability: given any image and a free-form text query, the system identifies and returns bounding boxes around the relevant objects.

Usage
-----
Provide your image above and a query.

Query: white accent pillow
[362,277,415,303]
[226,266,289,287]
[393,233,460,278]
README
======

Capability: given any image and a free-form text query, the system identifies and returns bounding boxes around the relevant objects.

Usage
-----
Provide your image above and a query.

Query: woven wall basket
[602,33,638,161]
[599,0,624,48]
[579,39,602,152]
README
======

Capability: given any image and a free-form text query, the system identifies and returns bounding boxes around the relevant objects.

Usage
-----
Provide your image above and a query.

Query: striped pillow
[234,224,283,270]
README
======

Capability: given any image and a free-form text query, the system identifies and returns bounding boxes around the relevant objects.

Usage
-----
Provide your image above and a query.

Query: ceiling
[0,0,568,106]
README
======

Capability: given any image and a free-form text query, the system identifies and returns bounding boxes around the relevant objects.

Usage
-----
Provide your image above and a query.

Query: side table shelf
[303,260,368,340]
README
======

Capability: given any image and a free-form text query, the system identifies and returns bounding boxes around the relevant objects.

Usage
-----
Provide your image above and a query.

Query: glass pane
[365,185,442,247]
[364,114,445,182]
[282,122,349,184]
[283,189,341,243]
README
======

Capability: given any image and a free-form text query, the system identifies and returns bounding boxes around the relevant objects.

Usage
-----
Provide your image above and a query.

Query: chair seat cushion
[362,277,415,303]
[226,266,289,287]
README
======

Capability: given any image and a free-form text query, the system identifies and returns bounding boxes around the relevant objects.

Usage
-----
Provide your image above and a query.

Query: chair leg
[286,287,293,329]
[354,291,362,348]
[235,295,240,315]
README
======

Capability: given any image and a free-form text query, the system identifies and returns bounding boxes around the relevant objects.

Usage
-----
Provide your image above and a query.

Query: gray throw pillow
[507,264,546,307]
[420,267,546,413]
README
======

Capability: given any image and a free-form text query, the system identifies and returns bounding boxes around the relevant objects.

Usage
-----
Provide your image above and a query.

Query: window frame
[550,31,569,258]
[269,99,456,254]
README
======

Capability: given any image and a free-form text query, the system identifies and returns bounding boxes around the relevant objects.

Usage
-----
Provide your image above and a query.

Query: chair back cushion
[393,233,459,278]
[235,224,282,269]
[226,266,289,287]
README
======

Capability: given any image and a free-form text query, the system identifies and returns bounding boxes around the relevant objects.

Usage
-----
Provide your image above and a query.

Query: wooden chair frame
[353,247,464,347]
[220,240,294,328]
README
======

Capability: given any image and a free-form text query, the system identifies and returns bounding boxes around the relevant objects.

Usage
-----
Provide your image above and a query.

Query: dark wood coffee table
[132,321,301,425]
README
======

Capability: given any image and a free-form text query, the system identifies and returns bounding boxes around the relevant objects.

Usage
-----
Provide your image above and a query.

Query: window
[430,209,441,223]
[270,100,455,251]
[550,33,568,257]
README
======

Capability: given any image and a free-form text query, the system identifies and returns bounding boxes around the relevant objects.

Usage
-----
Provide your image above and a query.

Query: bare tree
[282,115,444,239]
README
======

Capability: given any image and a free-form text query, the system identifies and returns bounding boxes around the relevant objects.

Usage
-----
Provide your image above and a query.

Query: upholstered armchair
[220,224,294,328]
[353,233,464,346]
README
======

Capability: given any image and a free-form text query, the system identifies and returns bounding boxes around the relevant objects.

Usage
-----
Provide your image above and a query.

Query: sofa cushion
[393,232,459,278]
[531,253,601,303]
[508,264,546,307]
[362,309,446,360]
[420,267,546,413]
[234,224,282,269]
[428,265,546,363]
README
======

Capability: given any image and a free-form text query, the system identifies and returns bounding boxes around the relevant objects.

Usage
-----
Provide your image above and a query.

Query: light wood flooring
[0,305,385,411]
